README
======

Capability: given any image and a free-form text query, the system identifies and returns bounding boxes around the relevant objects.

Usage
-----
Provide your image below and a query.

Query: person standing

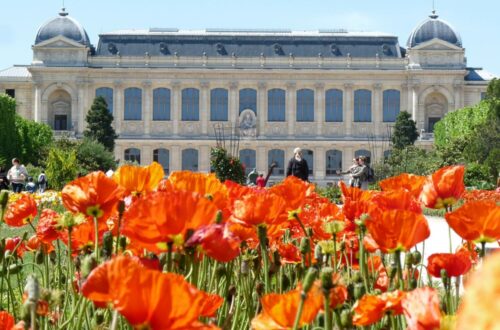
[286,148,309,182]
[256,173,266,188]
[351,156,369,189]
[338,158,360,187]
[7,158,28,193]
[38,170,47,193]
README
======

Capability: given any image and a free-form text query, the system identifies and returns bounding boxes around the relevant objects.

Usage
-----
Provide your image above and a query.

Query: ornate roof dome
[407,11,462,48]
[35,8,90,46]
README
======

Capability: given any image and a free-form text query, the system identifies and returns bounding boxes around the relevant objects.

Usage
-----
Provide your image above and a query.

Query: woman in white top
[7,158,28,193]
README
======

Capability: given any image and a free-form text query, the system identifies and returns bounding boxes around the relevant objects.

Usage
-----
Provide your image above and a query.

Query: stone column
[171,145,181,171]
[343,147,354,172]
[257,146,267,174]
[343,83,353,136]
[113,81,123,135]
[411,83,420,129]
[114,144,123,163]
[200,81,210,135]
[286,82,296,136]
[453,81,463,110]
[228,82,239,125]
[315,146,325,181]
[171,82,181,136]
[33,82,43,123]
[315,82,325,136]
[71,94,78,132]
[373,83,382,136]
[142,81,152,136]
[258,82,267,136]
[142,145,152,165]
[199,145,210,172]
[75,80,87,135]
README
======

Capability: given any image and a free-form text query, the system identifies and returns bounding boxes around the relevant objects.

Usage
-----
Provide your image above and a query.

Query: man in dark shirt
[286,147,309,182]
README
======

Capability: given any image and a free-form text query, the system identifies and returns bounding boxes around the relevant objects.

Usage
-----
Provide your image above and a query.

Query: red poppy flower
[402,287,442,330]
[251,284,323,330]
[445,200,500,243]
[365,208,430,253]
[62,171,124,220]
[379,173,426,199]
[199,291,224,318]
[26,235,55,254]
[232,190,287,227]
[113,162,164,196]
[122,190,219,247]
[427,252,472,278]
[461,189,500,203]
[338,181,374,221]
[456,253,500,330]
[81,256,220,330]
[185,223,241,262]
[366,256,389,292]
[363,234,380,253]
[328,285,348,309]
[0,311,15,330]
[275,242,302,264]
[36,209,60,244]
[60,220,109,255]
[370,190,422,214]
[3,194,37,227]
[380,290,406,315]
[420,165,465,209]
[269,175,315,211]
[22,293,49,316]
[4,236,25,257]
[352,294,386,326]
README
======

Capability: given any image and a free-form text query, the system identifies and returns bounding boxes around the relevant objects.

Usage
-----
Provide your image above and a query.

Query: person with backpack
[351,156,370,190]
[38,170,47,193]
[26,177,36,193]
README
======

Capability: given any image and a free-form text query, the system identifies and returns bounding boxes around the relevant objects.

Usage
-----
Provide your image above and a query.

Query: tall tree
[391,111,419,149]
[84,97,117,151]
[0,94,20,167]
[16,115,53,166]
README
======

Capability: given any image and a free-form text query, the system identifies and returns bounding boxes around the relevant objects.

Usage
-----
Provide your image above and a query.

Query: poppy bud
[339,241,346,252]
[314,244,323,264]
[95,309,105,325]
[118,236,127,251]
[352,271,362,283]
[281,275,291,292]
[306,228,313,237]
[0,190,9,217]
[216,265,226,279]
[215,210,223,224]
[240,259,249,275]
[117,200,126,217]
[409,278,418,290]
[340,309,352,327]
[74,256,82,271]
[273,250,281,267]
[302,267,318,294]
[256,282,265,296]
[257,225,268,247]
[8,263,21,275]
[81,255,97,280]
[412,251,422,265]
[353,283,365,299]
[101,231,113,259]
[269,262,279,276]
[49,250,57,264]
[299,238,311,255]
[440,269,449,286]
[321,267,334,291]
[35,250,44,264]
[405,253,413,267]
[388,265,397,280]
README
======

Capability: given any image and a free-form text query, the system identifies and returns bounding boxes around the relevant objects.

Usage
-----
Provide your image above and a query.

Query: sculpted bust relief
[239,109,256,138]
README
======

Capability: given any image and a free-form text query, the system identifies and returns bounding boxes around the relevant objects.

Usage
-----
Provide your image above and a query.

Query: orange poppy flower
[462,189,500,203]
[113,162,164,196]
[60,220,109,255]
[445,200,500,243]
[4,236,25,257]
[269,175,315,211]
[365,209,430,253]
[62,171,125,220]
[328,285,348,309]
[274,242,302,264]
[3,194,37,227]
[427,252,472,278]
[380,290,406,315]
[420,165,465,209]
[26,235,55,254]
[251,284,323,330]
[379,173,426,199]
[168,171,228,212]
[232,190,287,227]
[456,252,500,330]
[352,294,386,326]
[363,234,380,253]
[122,190,219,246]
[402,287,442,330]
[0,311,15,330]
[185,223,241,262]
[81,256,219,329]
[36,208,60,244]
[370,190,422,214]
[339,181,375,221]
[199,291,224,318]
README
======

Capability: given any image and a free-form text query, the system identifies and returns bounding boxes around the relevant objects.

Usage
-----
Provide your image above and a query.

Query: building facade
[0,9,495,184]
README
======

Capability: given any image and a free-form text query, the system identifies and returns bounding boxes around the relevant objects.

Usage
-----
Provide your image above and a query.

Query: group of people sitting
[0,158,47,193]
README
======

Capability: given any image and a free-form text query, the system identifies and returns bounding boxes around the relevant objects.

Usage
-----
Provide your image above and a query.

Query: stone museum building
[0,8,495,184]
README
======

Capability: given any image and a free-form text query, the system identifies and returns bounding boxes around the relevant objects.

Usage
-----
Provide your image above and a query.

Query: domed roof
[35,8,90,46]
[407,11,462,48]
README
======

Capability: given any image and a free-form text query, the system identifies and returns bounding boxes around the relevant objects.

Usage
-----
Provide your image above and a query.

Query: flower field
[0,163,499,330]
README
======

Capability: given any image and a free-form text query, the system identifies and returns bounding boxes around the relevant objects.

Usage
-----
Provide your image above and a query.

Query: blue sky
[1,0,498,74]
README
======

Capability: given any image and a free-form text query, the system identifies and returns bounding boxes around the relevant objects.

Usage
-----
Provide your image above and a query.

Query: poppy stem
[480,242,486,258]
[292,292,306,330]
[395,251,404,290]
[324,292,332,330]
[332,233,338,272]
[257,225,270,293]
[93,217,100,263]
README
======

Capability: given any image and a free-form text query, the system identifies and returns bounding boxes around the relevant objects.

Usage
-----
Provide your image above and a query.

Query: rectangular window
[5,89,15,98]
[54,115,68,131]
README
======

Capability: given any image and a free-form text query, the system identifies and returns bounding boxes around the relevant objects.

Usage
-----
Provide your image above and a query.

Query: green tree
[16,116,53,166]
[84,97,117,151]
[210,147,246,184]
[77,139,116,174]
[0,94,20,167]
[385,146,441,177]
[391,111,419,149]
[45,147,78,190]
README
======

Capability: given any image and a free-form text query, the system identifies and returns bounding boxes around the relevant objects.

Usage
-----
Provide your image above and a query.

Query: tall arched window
[268,89,286,121]
[355,149,372,164]
[182,148,199,171]
[153,148,169,174]
[303,149,314,175]
[124,148,141,164]
[354,89,372,122]
[239,149,256,175]
[124,88,142,120]
[325,89,343,122]
[182,88,200,121]
[326,149,342,175]
[268,149,285,175]
[383,89,400,122]
[95,87,113,114]
[296,89,314,122]
[210,88,228,121]
[239,88,257,114]
[153,88,171,121]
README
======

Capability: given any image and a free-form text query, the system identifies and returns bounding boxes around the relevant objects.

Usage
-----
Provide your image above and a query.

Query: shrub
[76,139,116,175]
[210,147,245,184]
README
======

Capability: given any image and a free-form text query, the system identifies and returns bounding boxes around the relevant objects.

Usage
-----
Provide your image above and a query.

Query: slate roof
[0,66,31,80]
[465,68,497,81]
[407,12,462,48]
[35,9,91,47]
[95,29,403,58]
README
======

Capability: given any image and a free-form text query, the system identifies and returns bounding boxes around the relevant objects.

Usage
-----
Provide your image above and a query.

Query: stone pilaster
[373,83,382,135]
[286,82,296,136]
[315,82,325,136]
[200,81,210,135]
[343,83,353,136]
[142,81,152,135]
[258,82,267,136]
[113,81,123,134]
[171,82,181,136]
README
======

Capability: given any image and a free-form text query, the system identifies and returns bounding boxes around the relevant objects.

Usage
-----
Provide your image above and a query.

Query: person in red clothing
[256,173,266,188]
